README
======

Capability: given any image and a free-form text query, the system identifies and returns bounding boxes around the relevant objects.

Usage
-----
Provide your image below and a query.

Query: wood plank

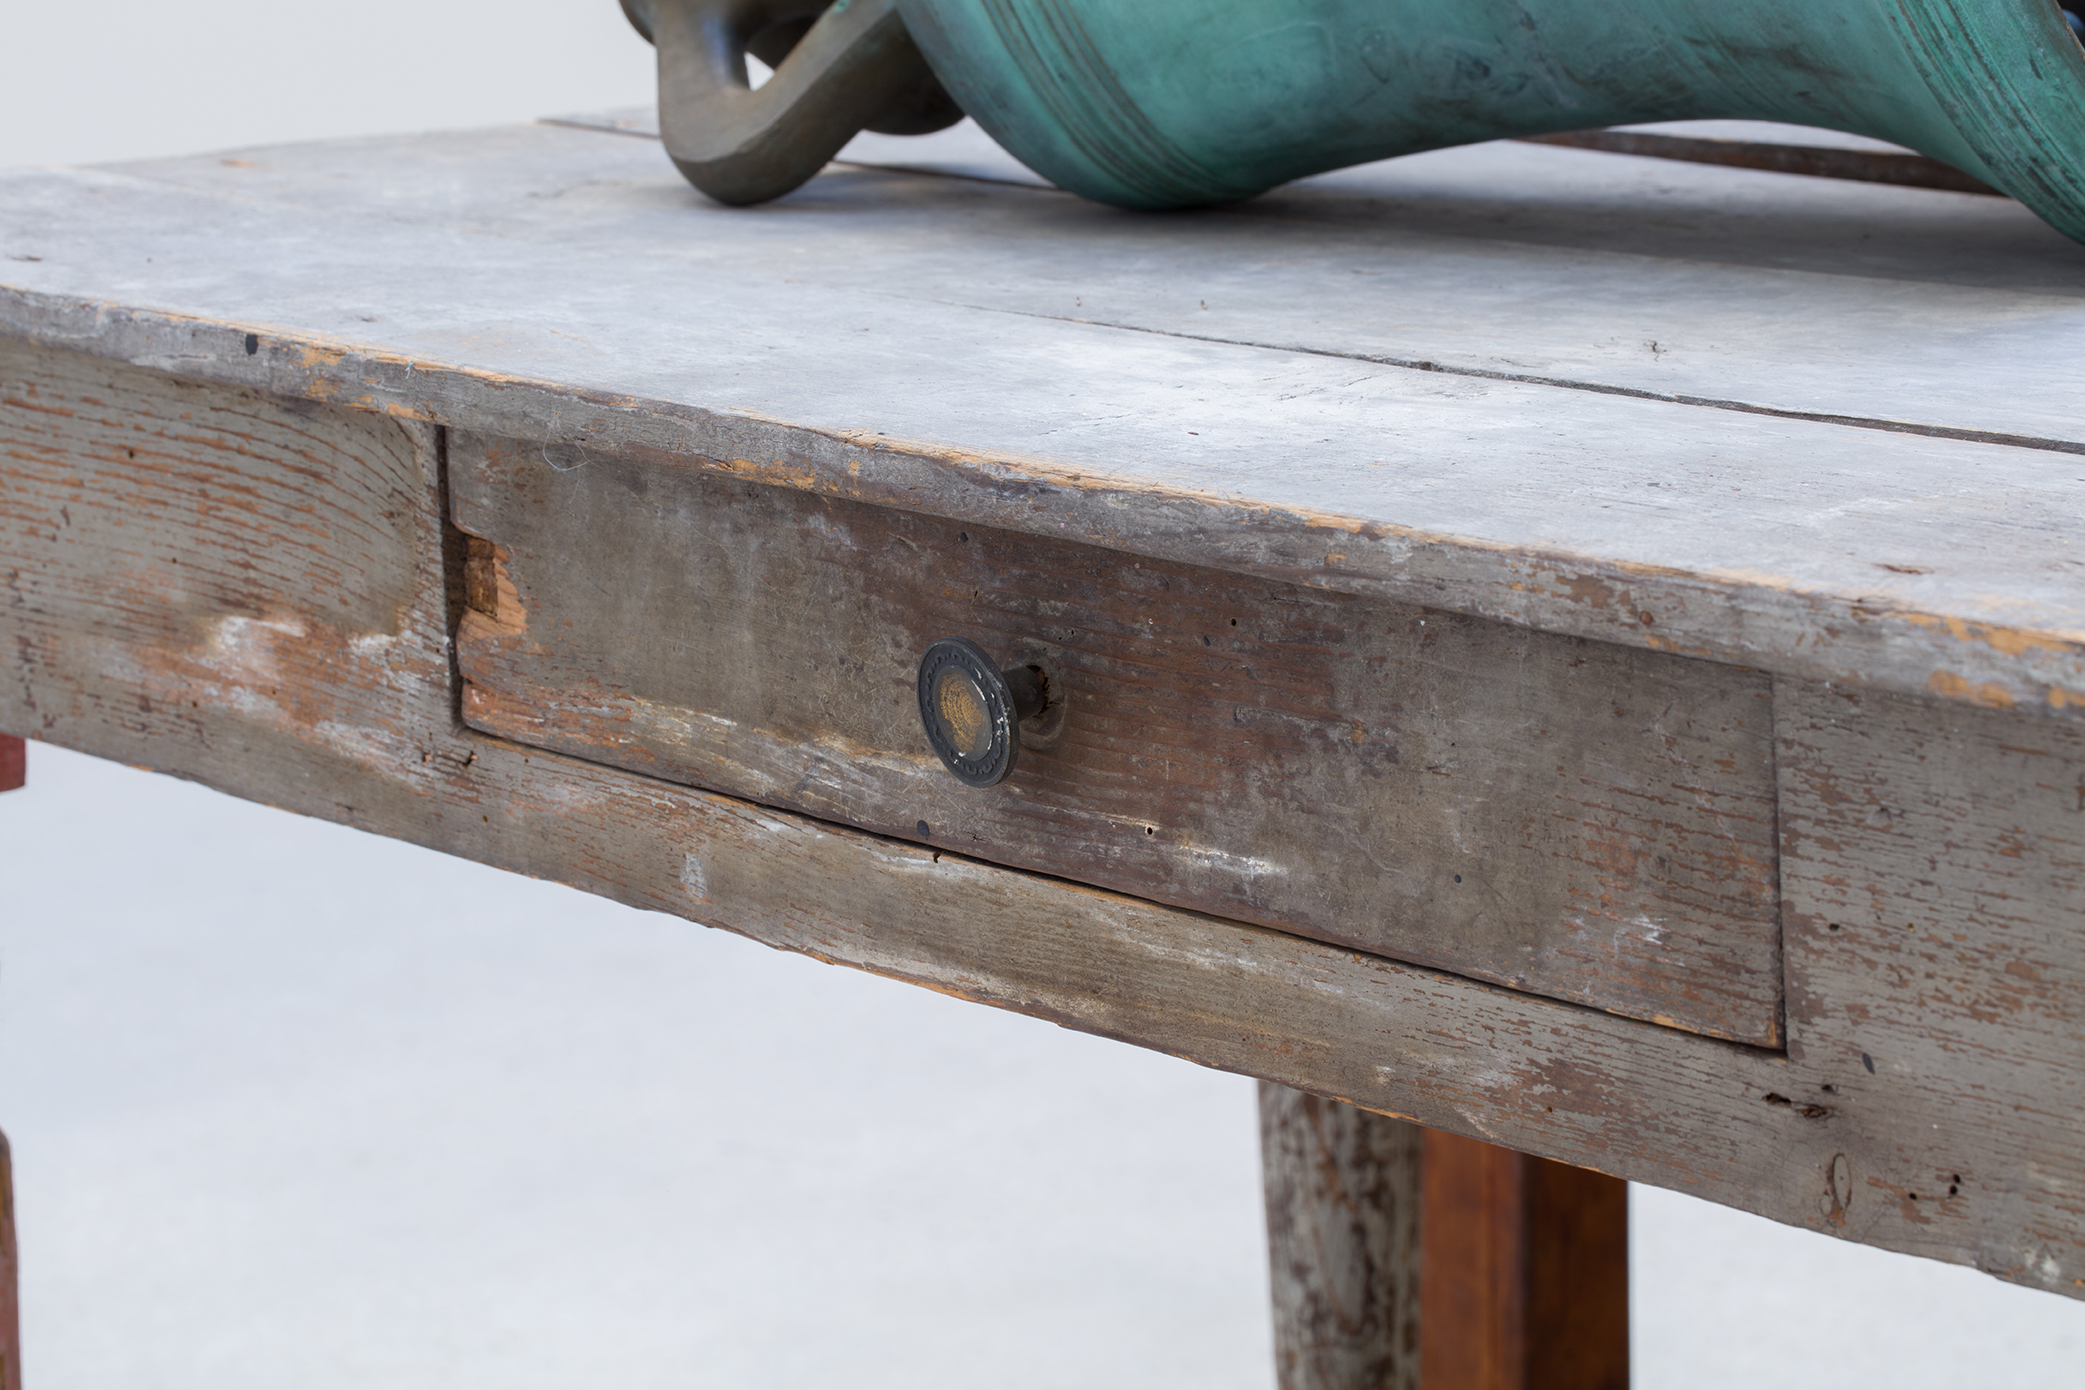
[1778,679,2085,1288]
[0,337,450,816]
[1259,1083,1627,1390]
[0,732,19,1390]
[1421,1129,1523,1390]
[450,430,1783,1043]
[1261,1082,1422,1390]
[80,117,2085,442]
[6,338,2085,1299]
[4,125,2084,724]
[1420,1131,1629,1390]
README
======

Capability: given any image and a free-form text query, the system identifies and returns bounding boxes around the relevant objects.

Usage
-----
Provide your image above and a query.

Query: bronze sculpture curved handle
[623,0,961,206]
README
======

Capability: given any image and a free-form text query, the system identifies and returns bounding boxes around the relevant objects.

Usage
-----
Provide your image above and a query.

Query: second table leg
[2,737,23,1390]
[1260,1082,1628,1390]
[1,1130,18,1390]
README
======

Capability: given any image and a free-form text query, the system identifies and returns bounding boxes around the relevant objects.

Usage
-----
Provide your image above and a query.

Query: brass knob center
[934,666,994,759]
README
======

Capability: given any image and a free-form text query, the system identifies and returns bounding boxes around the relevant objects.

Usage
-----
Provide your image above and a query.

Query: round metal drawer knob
[917,637,1047,787]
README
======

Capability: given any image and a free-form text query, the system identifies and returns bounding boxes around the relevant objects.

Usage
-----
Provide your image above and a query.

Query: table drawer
[450,432,1782,1045]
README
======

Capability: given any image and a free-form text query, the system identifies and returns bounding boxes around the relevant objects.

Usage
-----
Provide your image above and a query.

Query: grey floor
[5,3,2085,1382]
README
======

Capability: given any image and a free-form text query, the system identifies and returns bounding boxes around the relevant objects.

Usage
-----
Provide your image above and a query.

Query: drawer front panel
[451,433,1782,1044]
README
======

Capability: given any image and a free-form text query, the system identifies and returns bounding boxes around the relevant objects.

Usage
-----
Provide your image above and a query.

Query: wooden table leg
[1261,1083,1629,1390]
[1,1130,19,1390]
[1261,1080,1424,1389]
[1,739,21,1384]
[1421,1128,1629,1390]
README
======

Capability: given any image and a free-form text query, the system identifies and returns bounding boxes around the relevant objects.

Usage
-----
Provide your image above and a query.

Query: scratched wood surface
[5,338,2085,1300]
[1259,1084,1422,1390]
[451,431,1782,1043]
[3,120,2083,720]
[1777,681,2085,1284]
[0,341,450,817]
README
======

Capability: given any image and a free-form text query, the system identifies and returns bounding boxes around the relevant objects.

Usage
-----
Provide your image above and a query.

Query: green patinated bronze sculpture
[621,0,2085,241]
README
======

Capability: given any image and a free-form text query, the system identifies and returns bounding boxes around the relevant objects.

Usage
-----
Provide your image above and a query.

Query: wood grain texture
[0,736,21,792]
[450,431,1782,1043]
[1521,1155,1630,1390]
[1420,1131,1629,1390]
[1261,1082,1422,1390]
[0,1132,15,1390]
[5,119,2085,725]
[1422,1131,1524,1390]
[1778,679,2085,1291]
[0,338,453,827]
[5,341,2085,1300]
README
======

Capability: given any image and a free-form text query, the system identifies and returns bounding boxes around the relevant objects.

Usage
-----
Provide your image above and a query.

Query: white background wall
[4,3,2085,1385]
[0,1,653,170]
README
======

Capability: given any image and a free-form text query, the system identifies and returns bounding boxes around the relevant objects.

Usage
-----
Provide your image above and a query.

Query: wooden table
[3,110,2082,1387]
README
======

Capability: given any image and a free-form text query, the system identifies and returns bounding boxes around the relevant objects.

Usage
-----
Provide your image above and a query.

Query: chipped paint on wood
[450,430,1785,1044]
[4,287,2082,727]
[1779,678,2085,1288]
[1260,1083,1422,1390]
[0,337,450,823]
[1926,668,2017,709]
[6,337,2085,1301]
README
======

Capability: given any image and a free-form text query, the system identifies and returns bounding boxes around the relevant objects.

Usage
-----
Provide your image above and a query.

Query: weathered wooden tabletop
[3,110,2082,1316]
